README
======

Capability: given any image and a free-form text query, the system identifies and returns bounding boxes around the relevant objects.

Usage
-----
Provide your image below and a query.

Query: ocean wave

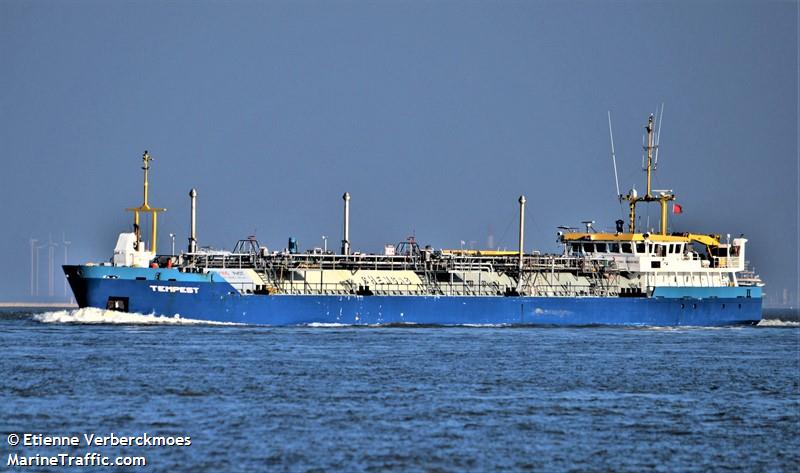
[32,307,241,326]
[757,319,800,328]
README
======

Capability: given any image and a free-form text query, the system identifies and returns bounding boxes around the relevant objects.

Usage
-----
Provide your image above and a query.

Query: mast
[126,151,166,253]
[622,114,675,235]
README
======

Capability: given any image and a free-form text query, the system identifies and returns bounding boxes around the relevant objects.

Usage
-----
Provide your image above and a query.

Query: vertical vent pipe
[518,195,526,272]
[342,192,351,255]
[189,188,197,253]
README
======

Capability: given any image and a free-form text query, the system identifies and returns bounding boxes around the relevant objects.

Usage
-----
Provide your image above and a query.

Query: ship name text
[149,285,199,294]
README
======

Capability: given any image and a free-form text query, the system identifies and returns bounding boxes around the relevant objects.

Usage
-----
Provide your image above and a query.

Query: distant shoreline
[0,302,77,308]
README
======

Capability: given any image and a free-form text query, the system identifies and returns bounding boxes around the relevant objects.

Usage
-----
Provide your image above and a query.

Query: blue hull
[64,266,762,326]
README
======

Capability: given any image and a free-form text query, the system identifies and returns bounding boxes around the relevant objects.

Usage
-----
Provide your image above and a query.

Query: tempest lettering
[149,285,199,294]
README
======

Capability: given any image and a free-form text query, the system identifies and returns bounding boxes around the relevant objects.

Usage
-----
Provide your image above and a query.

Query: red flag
[673,203,683,214]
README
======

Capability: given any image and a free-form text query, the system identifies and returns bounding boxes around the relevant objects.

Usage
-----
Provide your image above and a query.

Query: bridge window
[622,243,632,253]
[596,243,607,252]
[583,243,595,253]
[636,243,645,253]
[610,243,620,253]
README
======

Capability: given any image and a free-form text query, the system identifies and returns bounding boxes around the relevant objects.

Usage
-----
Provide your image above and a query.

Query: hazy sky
[1,0,797,305]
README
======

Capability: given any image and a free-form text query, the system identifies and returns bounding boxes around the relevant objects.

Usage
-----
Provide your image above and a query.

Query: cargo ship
[64,114,762,325]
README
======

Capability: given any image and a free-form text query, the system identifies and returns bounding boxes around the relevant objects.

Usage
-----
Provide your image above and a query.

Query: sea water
[1,308,798,472]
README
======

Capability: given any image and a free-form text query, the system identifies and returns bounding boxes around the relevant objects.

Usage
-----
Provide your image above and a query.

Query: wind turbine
[48,234,58,298]
[35,243,45,297]
[62,232,71,298]
[29,238,38,297]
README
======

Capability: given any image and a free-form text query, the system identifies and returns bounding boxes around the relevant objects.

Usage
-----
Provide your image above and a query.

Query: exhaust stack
[518,195,526,271]
[341,192,351,255]
[188,188,197,253]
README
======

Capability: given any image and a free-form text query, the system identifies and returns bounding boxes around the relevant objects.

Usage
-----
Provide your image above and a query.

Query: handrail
[264,280,618,298]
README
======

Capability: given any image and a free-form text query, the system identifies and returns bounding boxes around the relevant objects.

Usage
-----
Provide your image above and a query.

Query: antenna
[654,102,664,169]
[641,129,646,170]
[607,111,621,199]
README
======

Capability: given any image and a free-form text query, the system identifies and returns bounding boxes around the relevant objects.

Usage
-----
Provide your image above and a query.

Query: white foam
[460,323,510,328]
[631,326,745,332]
[305,322,511,328]
[757,319,800,327]
[32,307,242,326]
